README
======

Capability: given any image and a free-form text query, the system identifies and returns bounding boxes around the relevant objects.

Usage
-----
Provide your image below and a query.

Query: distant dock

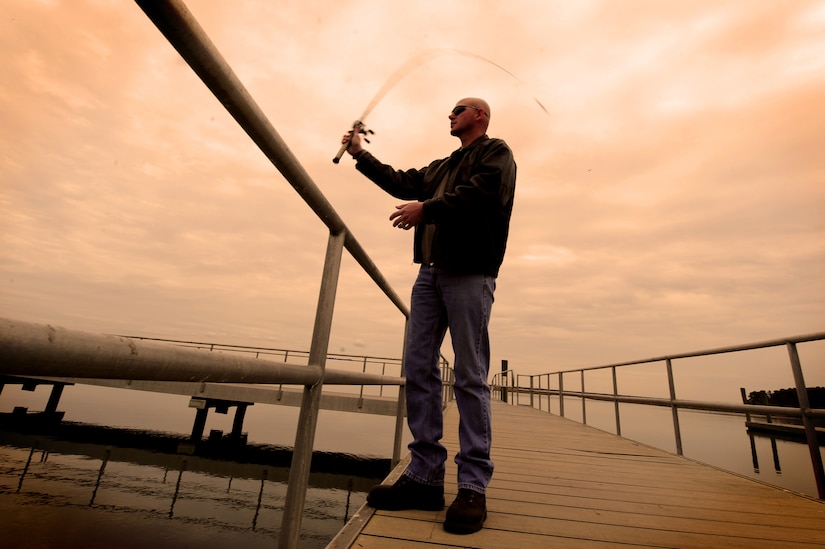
[330,400,825,548]
[746,419,825,444]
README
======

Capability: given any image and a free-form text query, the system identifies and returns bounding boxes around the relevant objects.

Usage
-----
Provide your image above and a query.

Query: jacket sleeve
[355,152,435,201]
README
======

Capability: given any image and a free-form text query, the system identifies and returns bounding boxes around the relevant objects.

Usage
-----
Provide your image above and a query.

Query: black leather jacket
[356,135,516,277]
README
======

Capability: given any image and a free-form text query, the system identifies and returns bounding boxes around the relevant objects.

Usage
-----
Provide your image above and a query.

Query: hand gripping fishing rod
[332,121,374,163]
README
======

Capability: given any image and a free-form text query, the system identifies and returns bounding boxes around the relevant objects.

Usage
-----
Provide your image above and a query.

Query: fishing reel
[332,121,374,164]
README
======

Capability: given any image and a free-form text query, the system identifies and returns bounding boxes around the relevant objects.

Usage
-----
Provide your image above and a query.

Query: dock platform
[330,400,825,548]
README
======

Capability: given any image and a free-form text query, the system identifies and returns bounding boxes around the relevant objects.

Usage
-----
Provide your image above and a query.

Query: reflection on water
[0,417,389,549]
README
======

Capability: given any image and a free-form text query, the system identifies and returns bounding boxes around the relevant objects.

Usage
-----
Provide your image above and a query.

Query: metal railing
[114,335,406,397]
[130,2,407,547]
[0,1,443,547]
[111,334,453,402]
[491,332,825,499]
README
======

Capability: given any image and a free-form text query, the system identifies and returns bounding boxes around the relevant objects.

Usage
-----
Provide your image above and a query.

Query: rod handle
[332,142,348,164]
[333,120,364,164]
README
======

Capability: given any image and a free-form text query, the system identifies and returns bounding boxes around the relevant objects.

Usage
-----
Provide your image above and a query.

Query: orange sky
[1,0,823,399]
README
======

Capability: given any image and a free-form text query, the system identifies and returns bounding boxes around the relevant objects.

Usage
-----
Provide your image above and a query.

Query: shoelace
[457,490,483,507]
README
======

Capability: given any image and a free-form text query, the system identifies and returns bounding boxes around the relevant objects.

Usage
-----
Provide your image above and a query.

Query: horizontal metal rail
[492,331,825,499]
[115,334,405,368]
[502,386,825,419]
[0,318,404,387]
[546,331,825,374]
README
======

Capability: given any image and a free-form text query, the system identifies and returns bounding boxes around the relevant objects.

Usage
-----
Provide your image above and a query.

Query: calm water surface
[0,385,395,548]
[0,427,385,549]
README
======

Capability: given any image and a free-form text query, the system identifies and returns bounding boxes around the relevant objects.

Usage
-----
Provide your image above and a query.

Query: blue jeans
[402,266,495,494]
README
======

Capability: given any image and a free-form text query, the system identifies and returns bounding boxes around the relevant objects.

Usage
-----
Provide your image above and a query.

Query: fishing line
[333,48,549,163]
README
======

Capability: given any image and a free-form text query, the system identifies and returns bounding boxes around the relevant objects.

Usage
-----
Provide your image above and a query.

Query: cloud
[1,0,823,384]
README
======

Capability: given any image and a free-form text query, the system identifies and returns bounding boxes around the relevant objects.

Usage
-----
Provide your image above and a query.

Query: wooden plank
[374,488,824,546]
[483,483,825,527]
[335,400,825,549]
[360,514,659,549]
[360,512,824,549]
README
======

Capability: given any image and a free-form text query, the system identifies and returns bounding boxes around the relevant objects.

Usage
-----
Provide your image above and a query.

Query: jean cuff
[404,470,444,487]
[457,482,485,494]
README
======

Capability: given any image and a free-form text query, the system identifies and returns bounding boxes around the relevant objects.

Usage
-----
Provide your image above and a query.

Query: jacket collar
[458,134,489,152]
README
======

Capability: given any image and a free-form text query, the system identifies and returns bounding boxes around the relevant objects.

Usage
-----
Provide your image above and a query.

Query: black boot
[444,489,487,534]
[367,474,444,511]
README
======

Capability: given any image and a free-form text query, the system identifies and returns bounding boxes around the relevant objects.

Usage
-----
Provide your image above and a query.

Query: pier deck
[330,400,824,548]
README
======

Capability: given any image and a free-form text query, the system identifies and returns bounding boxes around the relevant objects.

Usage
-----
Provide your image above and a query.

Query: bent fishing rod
[332,48,549,164]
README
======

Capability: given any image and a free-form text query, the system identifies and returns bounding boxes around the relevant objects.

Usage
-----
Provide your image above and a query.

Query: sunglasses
[451,105,482,116]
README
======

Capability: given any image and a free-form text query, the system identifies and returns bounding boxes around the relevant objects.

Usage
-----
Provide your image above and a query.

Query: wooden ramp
[329,400,825,548]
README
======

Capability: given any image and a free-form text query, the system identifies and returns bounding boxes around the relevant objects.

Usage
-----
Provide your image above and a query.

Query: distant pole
[501,360,508,404]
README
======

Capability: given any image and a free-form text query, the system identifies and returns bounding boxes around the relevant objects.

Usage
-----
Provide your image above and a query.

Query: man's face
[449,104,477,136]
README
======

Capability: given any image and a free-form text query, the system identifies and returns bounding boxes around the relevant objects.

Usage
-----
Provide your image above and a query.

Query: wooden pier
[330,400,825,548]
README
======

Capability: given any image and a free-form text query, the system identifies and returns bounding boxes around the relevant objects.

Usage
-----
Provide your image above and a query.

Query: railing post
[581,370,587,425]
[546,374,552,414]
[441,359,448,409]
[514,374,520,406]
[392,319,408,467]
[279,231,345,549]
[501,359,508,404]
[786,342,825,499]
[612,366,621,436]
[529,375,535,408]
[558,372,565,417]
[509,371,515,406]
[442,360,450,408]
[665,358,683,455]
[358,357,368,408]
[447,359,455,402]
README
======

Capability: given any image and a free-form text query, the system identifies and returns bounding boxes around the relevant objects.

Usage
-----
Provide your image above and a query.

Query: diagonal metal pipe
[129,3,414,547]
[133,0,409,317]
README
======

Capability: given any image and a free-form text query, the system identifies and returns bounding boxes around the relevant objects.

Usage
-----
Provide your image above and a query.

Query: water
[0,384,398,549]
[0,422,387,548]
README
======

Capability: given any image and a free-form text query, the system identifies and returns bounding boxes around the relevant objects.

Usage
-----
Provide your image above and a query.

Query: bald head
[450,97,491,146]
[460,97,491,122]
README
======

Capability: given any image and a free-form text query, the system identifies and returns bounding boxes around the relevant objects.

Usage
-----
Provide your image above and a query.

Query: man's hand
[390,202,423,230]
[342,128,363,157]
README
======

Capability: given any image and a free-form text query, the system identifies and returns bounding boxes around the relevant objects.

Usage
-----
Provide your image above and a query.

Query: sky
[2,0,824,401]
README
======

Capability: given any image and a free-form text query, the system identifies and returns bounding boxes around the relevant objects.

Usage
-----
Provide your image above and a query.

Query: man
[342,97,516,534]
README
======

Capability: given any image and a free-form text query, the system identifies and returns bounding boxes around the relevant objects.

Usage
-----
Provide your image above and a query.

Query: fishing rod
[332,48,549,164]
